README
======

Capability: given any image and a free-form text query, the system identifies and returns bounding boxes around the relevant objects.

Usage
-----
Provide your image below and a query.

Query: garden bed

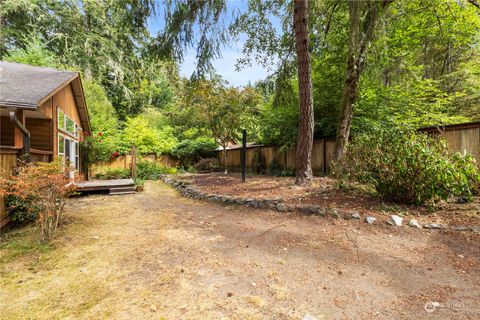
[173,172,480,229]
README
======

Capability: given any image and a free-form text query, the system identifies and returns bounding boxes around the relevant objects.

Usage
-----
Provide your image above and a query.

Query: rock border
[160,175,479,234]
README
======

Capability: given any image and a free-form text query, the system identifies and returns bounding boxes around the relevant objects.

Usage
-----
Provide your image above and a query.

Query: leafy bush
[193,158,219,171]
[94,168,130,179]
[137,161,177,180]
[4,194,38,225]
[0,162,75,242]
[268,159,294,177]
[333,126,480,204]
[171,137,217,167]
[252,148,265,174]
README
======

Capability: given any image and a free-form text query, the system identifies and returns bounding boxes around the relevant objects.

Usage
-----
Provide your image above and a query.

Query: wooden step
[109,185,135,195]
[109,189,136,195]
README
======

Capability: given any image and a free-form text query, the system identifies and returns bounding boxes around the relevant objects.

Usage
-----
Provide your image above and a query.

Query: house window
[58,107,79,137]
[58,134,65,155]
[66,118,75,135]
[58,109,65,131]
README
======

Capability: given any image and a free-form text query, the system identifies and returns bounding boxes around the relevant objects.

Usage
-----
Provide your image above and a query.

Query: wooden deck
[75,179,135,195]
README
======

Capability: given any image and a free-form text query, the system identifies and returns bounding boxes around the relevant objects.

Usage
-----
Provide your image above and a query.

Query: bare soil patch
[182,172,480,228]
[0,180,479,319]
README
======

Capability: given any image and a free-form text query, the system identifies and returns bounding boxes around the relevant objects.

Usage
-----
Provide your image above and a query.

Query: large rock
[407,219,421,229]
[351,212,361,220]
[365,216,376,224]
[298,205,325,216]
[276,203,287,212]
[423,223,446,230]
[388,215,403,227]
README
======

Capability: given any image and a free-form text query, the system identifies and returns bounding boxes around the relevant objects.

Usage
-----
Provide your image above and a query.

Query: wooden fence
[218,122,480,175]
[217,138,336,176]
[419,122,480,162]
[91,153,179,177]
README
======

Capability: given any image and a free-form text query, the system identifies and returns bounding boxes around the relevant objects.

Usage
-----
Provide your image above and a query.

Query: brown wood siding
[0,150,18,228]
[52,84,85,160]
[0,116,14,146]
[55,84,82,125]
[26,118,53,151]
[37,97,53,119]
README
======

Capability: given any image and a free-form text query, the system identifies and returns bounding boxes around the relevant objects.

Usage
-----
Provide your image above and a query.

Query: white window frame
[57,107,80,138]
[58,133,65,156]
[74,141,80,171]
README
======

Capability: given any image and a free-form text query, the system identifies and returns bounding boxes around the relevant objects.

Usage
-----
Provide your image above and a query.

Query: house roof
[0,61,91,133]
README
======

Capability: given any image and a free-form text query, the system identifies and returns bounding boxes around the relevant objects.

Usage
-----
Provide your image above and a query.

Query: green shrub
[94,168,131,179]
[252,148,265,174]
[137,161,177,180]
[0,161,74,242]
[172,137,217,167]
[333,126,480,204]
[134,178,146,187]
[5,195,38,225]
[193,158,219,171]
[268,159,294,177]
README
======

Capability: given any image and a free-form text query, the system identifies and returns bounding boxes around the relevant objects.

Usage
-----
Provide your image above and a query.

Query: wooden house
[0,61,91,227]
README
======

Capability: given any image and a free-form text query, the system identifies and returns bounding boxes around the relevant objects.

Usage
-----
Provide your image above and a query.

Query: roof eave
[0,101,37,109]
[70,75,91,134]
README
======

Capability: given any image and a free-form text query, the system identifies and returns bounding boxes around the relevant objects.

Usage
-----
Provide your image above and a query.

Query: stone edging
[160,175,480,234]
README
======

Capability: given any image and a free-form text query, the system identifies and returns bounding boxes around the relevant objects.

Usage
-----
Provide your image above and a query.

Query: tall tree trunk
[334,1,361,161]
[334,1,385,161]
[293,0,314,186]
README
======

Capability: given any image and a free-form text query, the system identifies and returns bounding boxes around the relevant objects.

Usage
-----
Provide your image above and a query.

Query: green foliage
[134,178,146,187]
[258,95,298,147]
[4,36,58,67]
[268,159,294,177]
[83,80,119,134]
[0,161,74,242]
[137,161,177,180]
[94,168,131,180]
[333,126,480,204]
[123,116,177,155]
[82,80,129,162]
[252,148,265,174]
[193,158,219,172]
[171,137,217,167]
[5,195,38,225]
[182,78,261,153]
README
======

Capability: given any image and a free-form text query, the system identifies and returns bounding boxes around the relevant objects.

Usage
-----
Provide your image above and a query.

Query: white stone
[351,212,361,220]
[365,217,376,224]
[408,219,421,229]
[389,215,403,227]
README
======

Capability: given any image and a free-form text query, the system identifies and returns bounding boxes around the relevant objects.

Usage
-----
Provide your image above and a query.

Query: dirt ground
[1,180,479,319]
[184,172,480,227]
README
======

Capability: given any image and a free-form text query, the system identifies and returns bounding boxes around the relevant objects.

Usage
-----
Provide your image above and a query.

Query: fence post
[323,138,327,175]
[241,129,247,182]
[131,145,137,179]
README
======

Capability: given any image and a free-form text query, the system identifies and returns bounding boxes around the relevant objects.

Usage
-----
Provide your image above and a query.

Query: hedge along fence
[217,138,336,176]
[419,122,480,162]
[91,153,179,177]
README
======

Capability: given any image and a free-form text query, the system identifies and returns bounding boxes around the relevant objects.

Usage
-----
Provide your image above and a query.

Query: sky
[147,1,277,87]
